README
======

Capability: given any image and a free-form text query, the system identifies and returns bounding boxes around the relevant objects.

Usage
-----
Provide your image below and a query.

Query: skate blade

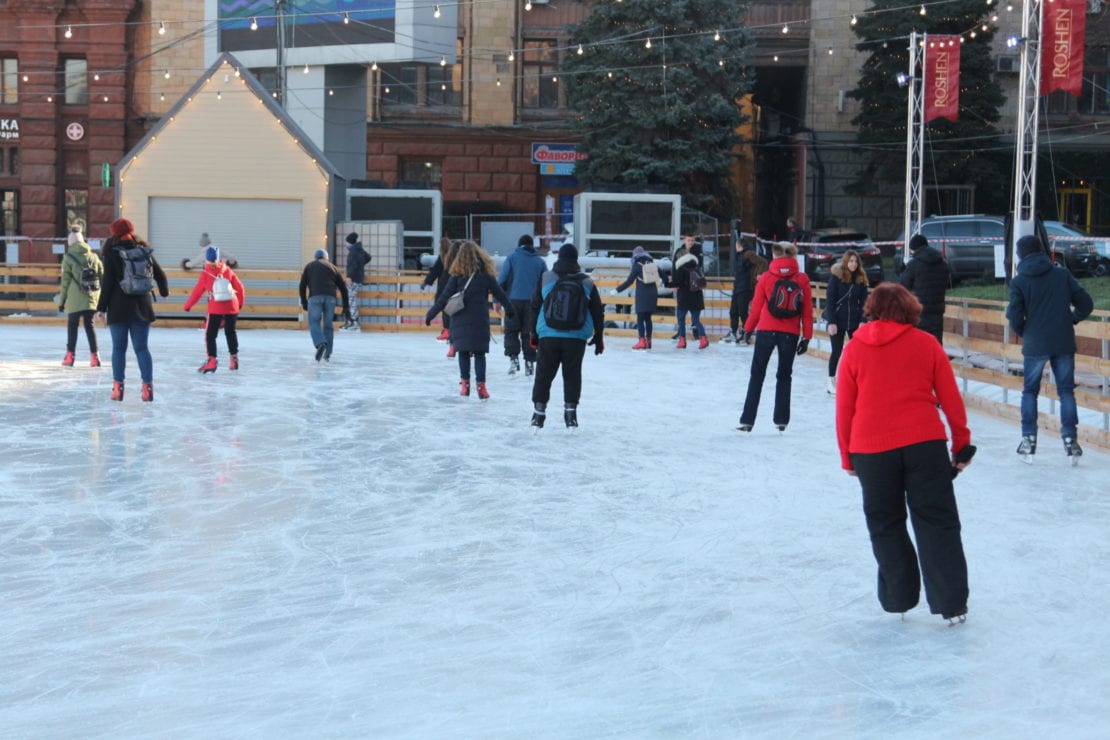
[1070,455,1080,467]
[1021,455,1034,465]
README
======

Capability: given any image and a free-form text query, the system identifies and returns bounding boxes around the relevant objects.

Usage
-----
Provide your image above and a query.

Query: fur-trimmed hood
[675,252,699,270]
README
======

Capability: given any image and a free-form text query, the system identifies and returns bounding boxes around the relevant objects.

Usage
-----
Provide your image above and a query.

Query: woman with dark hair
[822,249,869,394]
[425,240,513,399]
[835,282,974,625]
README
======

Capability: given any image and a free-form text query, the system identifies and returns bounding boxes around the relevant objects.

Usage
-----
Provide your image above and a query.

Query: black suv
[1042,221,1101,276]
[895,215,1002,283]
[794,228,885,285]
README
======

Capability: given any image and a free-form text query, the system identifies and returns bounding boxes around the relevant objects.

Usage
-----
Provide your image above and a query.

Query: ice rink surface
[1,322,1107,738]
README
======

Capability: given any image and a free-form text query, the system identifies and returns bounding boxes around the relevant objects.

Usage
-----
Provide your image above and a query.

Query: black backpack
[67,253,100,295]
[116,245,155,296]
[767,276,803,319]
[688,265,707,292]
[543,274,589,330]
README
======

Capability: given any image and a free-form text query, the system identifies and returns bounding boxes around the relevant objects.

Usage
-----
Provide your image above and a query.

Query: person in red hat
[95,218,169,402]
[183,245,246,373]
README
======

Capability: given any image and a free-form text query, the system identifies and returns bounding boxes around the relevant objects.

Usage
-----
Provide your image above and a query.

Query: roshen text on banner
[924,36,961,123]
[1041,0,1086,96]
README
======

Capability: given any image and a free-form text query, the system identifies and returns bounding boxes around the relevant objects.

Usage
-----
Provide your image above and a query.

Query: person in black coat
[726,240,767,343]
[822,249,870,394]
[665,251,707,349]
[298,249,351,362]
[422,238,458,343]
[342,232,371,331]
[425,240,514,399]
[95,218,170,403]
[899,234,950,344]
[615,246,659,349]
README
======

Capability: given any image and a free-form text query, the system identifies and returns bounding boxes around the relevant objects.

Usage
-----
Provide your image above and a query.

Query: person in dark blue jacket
[528,244,605,428]
[822,249,869,395]
[425,240,514,400]
[725,240,767,343]
[342,232,371,332]
[498,234,547,376]
[615,246,659,350]
[1006,235,1093,461]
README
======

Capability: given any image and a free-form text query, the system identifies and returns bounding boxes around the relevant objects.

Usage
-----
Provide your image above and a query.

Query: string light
[64,25,72,38]
[920,4,926,15]
[384,86,390,94]
[328,88,334,95]
[577,44,583,55]
[46,95,53,102]
[713,30,720,41]
[827,47,834,55]
[303,63,309,73]
[249,17,258,31]
[439,56,447,66]
[496,78,501,86]
[524,0,532,10]
[645,38,652,49]
[216,91,222,100]
[343,12,349,24]
[371,60,378,71]
[102,95,109,102]
[433,4,441,19]
[850,15,858,26]
[773,55,779,62]
[508,50,514,61]
[21,74,28,82]
[158,21,166,35]
[164,69,171,79]
[782,24,789,34]
[160,93,165,101]
[93,73,100,81]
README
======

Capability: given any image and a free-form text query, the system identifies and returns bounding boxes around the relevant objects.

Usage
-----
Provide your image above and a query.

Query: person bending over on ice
[528,243,605,429]
[425,240,514,400]
[835,282,974,626]
[298,249,350,363]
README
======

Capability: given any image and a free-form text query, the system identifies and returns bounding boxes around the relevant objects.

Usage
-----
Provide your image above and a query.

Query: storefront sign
[0,118,18,141]
[531,143,588,166]
[66,122,85,141]
[540,163,576,176]
[924,36,960,123]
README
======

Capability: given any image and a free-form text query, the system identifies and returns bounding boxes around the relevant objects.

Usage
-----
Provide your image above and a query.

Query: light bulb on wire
[525,0,532,10]
[713,30,720,41]
[303,63,309,74]
[577,44,583,55]
[343,12,349,24]
[64,25,73,38]
[164,69,170,79]
[158,20,166,35]
[433,4,441,18]
[440,56,447,66]
[782,24,789,34]
[850,14,858,26]
[508,50,514,61]
[645,38,652,49]
[920,4,926,15]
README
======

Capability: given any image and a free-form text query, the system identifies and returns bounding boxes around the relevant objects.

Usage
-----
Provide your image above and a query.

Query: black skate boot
[531,402,546,430]
[564,404,578,429]
[509,356,520,375]
[1064,437,1083,466]
[1016,435,1036,464]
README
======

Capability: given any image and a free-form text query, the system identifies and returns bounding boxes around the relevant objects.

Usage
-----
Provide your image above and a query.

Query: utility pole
[902,31,924,261]
[275,0,287,106]
[1009,0,1044,274]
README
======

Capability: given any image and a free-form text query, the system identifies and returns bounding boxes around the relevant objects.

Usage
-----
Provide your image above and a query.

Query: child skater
[425,240,514,399]
[615,246,659,350]
[183,245,246,372]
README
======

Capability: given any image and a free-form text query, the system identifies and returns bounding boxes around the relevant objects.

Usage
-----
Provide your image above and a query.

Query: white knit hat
[67,228,84,246]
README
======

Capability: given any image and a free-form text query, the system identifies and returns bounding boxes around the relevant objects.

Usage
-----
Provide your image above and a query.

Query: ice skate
[477,382,490,400]
[62,351,75,367]
[737,423,753,433]
[315,343,326,362]
[564,405,578,429]
[446,343,456,358]
[459,379,470,397]
[1064,437,1082,466]
[826,377,836,395]
[676,337,687,349]
[110,381,124,402]
[776,424,787,434]
[1016,435,1036,464]
[90,352,101,368]
[698,335,709,350]
[525,360,535,376]
[198,356,217,373]
[141,382,154,403]
[943,609,967,627]
[508,356,520,375]
[721,331,736,344]
[631,337,648,350]
[531,403,546,433]
[229,354,239,371]
[435,328,451,341]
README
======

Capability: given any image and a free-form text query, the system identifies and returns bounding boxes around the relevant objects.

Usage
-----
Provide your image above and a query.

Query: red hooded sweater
[835,320,970,470]
[183,261,245,315]
[744,255,813,339]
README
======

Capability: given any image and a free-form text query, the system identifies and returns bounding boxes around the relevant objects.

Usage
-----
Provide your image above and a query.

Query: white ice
[1,323,1107,737]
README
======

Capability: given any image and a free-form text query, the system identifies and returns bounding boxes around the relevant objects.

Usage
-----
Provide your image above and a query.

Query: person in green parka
[59,227,104,367]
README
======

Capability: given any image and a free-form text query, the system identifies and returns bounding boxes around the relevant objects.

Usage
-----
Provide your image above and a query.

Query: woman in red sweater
[183,246,246,372]
[836,283,974,625]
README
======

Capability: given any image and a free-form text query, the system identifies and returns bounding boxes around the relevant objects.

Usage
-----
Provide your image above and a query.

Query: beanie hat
[1017,235,1043,258]
[518,234,533,248]
[205,246,220,263]
[908,234,929,252]
[631,246,647,260]
[199,233,211,248]
[314,248,327,260]
[346,232,359,245]
[67,228,84,247]
[109,218,134,238]
[557,243,578,262]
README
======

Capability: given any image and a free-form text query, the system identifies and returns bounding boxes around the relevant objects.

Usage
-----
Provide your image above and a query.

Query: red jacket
[744,256,813,339]
[835,320,970,470]
[183,261,245,315]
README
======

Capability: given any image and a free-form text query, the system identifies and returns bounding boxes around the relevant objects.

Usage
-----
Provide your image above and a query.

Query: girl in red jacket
[183,246,246,372]
[836,283,974,625]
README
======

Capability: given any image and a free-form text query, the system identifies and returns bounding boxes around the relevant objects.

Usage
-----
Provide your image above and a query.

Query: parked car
[1042,221,1102,276]
[794,228,884,285]
[895,214,1003,283]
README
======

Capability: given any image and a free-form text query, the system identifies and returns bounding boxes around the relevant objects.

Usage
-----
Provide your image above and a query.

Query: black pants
[503,299,537,362]
[739,330,798,427]
[918,312,944,344]
[531,337,587,406]
[457,351,486,382]
[66,310,98,353]
[728,288,752,334]
[851,440,968,616]
[205,314,239,357]
[827,327,855,377]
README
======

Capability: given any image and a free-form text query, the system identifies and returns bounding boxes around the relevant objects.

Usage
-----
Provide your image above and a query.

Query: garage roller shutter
[148,197,303,269]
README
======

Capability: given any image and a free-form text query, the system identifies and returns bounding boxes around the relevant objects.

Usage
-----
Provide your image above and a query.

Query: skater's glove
[529,335,540,351]
[744,331,754,345]
[588,336,604,355]
[796,338,809,356]
[950,444,977,479]
[301,301,308,310]
[424,315,432,326]
[180,258,191,271]
[58,304,65,313]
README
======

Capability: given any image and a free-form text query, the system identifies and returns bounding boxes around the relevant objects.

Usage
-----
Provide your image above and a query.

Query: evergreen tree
[562,0,753,215]
[849,1,1009,213]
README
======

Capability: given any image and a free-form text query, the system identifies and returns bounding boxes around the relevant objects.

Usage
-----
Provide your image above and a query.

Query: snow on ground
[1,322,1107,737]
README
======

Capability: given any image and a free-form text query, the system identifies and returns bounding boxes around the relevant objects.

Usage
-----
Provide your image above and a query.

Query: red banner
[924,36,960,123]
[1041,0,1086,96]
